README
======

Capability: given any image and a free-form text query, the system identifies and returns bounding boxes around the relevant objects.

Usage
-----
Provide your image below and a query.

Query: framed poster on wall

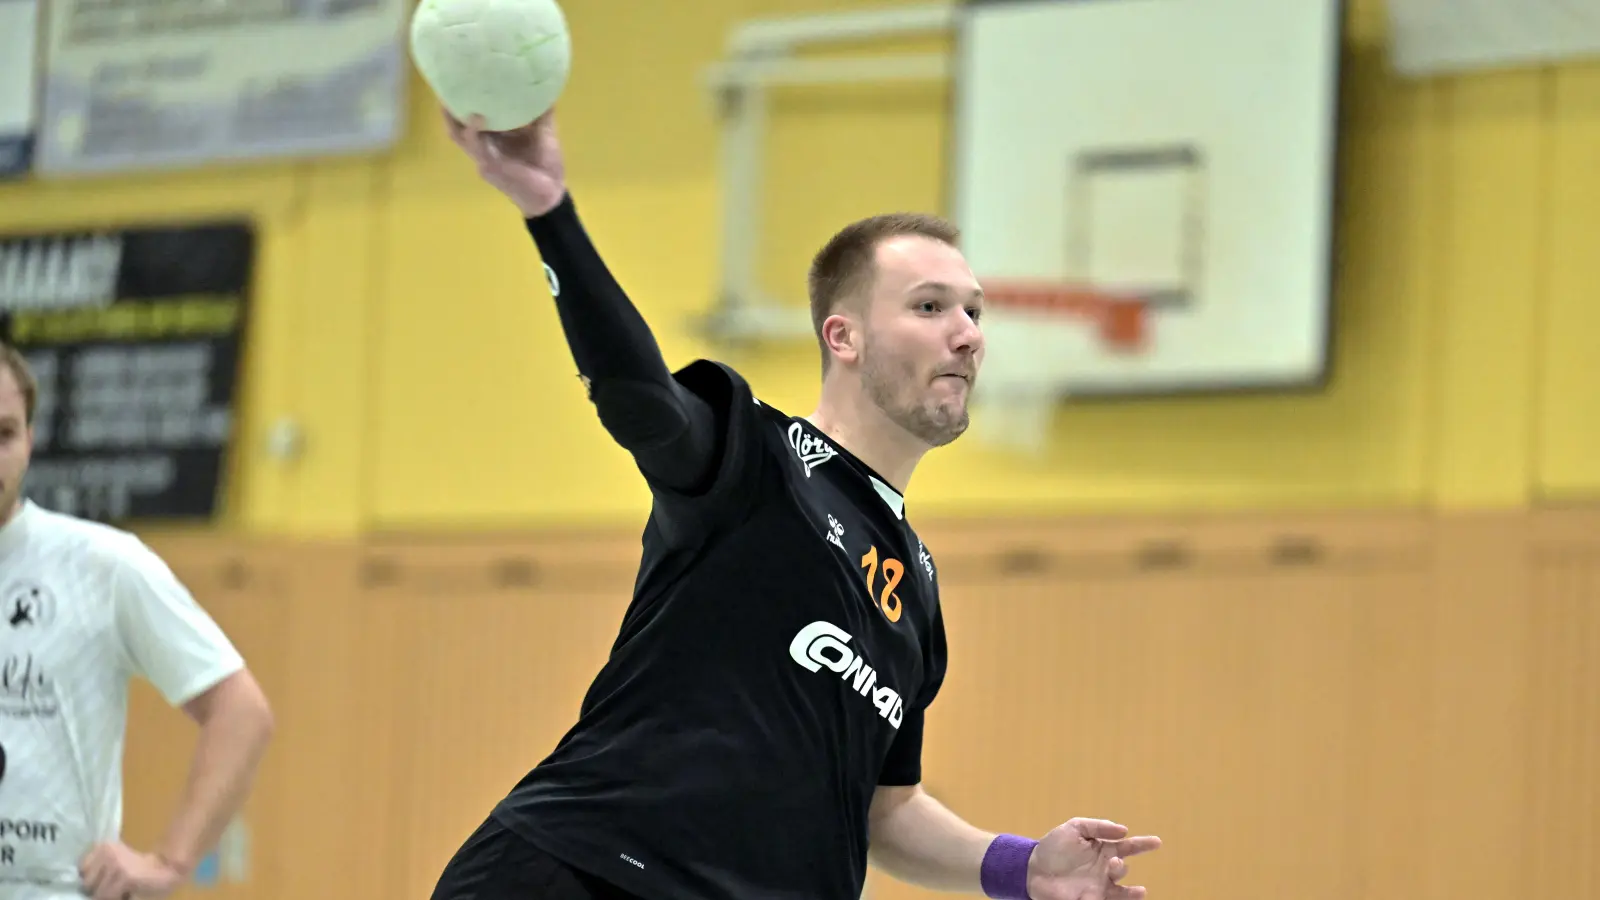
[0,221,254,522]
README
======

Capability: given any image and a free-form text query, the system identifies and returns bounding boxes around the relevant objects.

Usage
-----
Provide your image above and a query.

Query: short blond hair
[807,212,961,372]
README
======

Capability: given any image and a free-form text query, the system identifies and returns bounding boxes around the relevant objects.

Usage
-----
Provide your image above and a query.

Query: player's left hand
[79,841,186,900]
[1025,817,1162,900]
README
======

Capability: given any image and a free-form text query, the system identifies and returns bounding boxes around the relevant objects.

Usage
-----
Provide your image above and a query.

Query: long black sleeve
[524,192,721,494]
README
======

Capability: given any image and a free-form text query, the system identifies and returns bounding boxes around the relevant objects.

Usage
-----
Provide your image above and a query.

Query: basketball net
[970,281,1150,454]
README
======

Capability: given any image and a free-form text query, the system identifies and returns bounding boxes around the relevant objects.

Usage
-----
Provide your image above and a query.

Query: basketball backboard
[950,0,1344,407]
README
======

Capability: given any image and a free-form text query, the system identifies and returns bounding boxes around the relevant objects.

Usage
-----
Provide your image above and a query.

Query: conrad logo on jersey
[787,422,837,477]
[788,620,904,728]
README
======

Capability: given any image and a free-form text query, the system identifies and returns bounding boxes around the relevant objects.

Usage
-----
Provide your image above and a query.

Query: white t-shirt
[0,500,244,896]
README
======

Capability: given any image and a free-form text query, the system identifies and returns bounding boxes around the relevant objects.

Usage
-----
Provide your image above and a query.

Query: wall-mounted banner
[0,0,40,179]
[33,0,408,176]
[0,221,254,523]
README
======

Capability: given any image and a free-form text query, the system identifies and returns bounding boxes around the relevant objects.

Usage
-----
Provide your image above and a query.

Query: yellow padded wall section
[2,0,1598,535]
[371,0,1441,529]
[356,0,1600,527]
[1537,66,1600,500]
[366,0,1600,522]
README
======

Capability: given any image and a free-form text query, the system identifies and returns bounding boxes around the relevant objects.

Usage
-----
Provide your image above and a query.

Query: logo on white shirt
[788,422,837,477]
[2,581,55,630]
[0,654,60,719]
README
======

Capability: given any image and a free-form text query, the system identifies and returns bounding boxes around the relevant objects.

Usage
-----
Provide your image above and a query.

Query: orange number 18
[860,545,904,623]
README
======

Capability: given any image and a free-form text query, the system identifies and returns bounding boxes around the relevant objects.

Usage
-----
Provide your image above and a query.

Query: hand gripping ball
[409,0,572,132]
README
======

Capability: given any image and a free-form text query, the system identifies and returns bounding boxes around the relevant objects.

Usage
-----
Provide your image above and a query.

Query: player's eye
[966,306,982,323]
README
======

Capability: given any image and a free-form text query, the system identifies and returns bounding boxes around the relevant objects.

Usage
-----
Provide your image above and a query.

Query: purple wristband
[980,833,1038,900]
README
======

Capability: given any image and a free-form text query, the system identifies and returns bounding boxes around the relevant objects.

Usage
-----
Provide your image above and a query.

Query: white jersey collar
[0,498,37,560]
[868,475,905,520]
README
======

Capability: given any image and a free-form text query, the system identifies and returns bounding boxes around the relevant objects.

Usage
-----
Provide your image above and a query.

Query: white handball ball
[408,0,572,132]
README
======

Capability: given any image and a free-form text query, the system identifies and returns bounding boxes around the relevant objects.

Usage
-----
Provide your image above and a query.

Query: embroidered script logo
[788,422,837,477]
[0,654,59,719]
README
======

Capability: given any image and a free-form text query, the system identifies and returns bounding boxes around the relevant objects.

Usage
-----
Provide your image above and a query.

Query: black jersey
[492,358,949,900]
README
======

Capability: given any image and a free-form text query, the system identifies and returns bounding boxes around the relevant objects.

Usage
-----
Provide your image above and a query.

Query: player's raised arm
[443,110,719,495]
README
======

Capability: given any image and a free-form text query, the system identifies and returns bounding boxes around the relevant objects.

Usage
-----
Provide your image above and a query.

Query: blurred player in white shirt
[0,342,274,899]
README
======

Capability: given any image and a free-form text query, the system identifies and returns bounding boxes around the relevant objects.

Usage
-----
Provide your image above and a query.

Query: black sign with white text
[0,222,253,523]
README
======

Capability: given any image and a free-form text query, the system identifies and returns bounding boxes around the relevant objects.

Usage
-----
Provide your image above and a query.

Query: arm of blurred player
[81,541,274,899]
[157,670,273,874]
[445,109,721,495]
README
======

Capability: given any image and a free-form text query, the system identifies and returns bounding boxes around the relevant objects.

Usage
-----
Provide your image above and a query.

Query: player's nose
[948,309,983,355]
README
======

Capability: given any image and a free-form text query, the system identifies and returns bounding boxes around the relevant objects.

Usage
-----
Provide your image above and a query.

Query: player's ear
[820,313,860,365]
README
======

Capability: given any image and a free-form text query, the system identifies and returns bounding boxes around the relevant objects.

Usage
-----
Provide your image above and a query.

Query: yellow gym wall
[2,0,1598,539]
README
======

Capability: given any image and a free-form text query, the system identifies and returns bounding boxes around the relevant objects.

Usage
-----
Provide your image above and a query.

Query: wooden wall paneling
[1423,512,1531,900]
[109,504,1599,900]
[874,513,1435,900]
[356,530,643,900]
[123,537,295,900]
[1341,544,1437,900]
[1525,506,1600,899]
[268,543,382,900]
